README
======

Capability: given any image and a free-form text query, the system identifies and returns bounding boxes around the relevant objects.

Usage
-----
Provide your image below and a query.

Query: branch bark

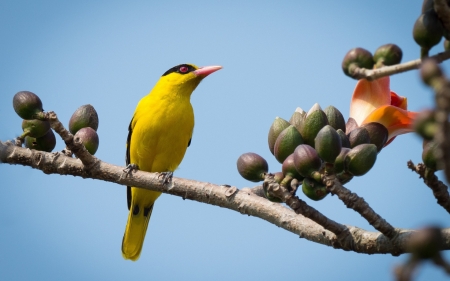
[1,140,450,255]
[348,50,450,81]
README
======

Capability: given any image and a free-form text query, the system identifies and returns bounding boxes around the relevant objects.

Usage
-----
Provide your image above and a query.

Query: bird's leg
[123,163,139,177]
[158,171,173,184]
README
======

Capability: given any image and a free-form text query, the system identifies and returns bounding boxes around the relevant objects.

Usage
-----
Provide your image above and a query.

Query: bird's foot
[158,171,173,184]
[123,163,138,177]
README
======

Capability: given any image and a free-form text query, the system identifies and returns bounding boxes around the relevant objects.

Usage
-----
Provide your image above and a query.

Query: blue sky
[0,0,449,280]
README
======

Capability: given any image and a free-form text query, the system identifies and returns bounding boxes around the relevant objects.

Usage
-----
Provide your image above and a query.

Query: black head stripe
[162,64,197,76]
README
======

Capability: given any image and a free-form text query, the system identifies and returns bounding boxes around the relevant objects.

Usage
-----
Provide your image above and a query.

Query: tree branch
[407,160,450,214]
[1,140,450,255]
[348,50,450,81]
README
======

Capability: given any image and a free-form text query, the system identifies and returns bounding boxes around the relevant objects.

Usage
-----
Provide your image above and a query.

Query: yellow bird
[122,63,222,261]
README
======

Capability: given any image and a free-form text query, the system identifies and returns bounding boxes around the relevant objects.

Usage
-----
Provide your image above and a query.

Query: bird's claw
[123,164,138,177]
[158,171,173,184]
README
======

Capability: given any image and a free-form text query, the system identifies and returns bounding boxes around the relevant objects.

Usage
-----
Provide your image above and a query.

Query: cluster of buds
[237,104,387,202]
[12,91,100,155]
[413,0,450,56]
[342,44,403,79]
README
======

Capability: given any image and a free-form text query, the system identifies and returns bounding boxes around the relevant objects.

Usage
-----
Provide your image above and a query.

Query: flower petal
[361,105,418,142]
[349,76,391,125]
[390,91,407,110]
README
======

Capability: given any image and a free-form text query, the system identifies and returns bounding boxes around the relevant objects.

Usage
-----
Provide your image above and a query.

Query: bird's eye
[179,66,189,73]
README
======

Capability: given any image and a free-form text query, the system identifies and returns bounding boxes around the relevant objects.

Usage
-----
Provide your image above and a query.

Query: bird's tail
[121,201,155,261]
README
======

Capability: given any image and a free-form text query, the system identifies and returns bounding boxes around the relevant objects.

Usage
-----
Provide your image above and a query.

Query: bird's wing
[126,118,133,210]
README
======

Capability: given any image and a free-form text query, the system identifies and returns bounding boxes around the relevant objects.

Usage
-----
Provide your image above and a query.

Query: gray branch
[1,140,449,255]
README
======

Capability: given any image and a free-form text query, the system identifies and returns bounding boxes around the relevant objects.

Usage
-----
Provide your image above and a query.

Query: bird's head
[158,64,222,97]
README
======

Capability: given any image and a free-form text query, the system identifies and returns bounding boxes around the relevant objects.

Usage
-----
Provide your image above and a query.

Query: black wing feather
[126,119,133,210]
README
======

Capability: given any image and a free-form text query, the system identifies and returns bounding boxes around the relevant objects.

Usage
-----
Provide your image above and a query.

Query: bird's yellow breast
[130,89,194,173]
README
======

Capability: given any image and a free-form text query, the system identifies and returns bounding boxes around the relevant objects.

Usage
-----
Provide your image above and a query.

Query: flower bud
[282,154,303,181]
[334,147,351,174]
[342,48,374,78]
[361,122,388,152]
[24,129,56,152]
[293,144,322,178]
[268,117,290,155]
[373,44,403,67]
[22,119,51,138]
[347,127,370,148]
[300,104,329,147]
[237,152,269,182]
[274,125,303,163]
[324,105,346,132]
[314,125,342,163]
[337,129,350,148]
[302,177,328,201]
[74,127,99,155]
[345,144,378,176]
[69,104,99,134]
[413,9,444,50]
[13,91,44,120]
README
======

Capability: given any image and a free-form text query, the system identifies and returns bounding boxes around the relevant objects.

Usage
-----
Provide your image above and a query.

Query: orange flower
[349,76,418,144]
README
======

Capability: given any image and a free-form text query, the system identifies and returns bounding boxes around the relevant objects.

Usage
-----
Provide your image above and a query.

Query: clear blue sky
[0,0,449,280]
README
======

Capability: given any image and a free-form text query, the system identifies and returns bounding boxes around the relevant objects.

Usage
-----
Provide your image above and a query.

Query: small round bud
[337,129,350,148]
[342,48,374,78]
[69,104,99,134]
[237,152,269,182]
[22,119,51,138]
[293,144,322,178]
[334,147,351,174]
[282,154,303,181]
[24,129,56,152]
[13,91,43,120]
[422,140,441,171]
[302,177,328,201]
[74,127,99,155]
[413,10,444,49]
[373,44,403,67]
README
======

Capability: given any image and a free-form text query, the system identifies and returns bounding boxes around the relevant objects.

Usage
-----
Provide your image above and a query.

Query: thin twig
[325,176,399,241]
[407,161,450,214]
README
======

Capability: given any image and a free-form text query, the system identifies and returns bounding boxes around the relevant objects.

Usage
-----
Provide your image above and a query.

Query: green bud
[282,154,304,181]
[237,152,269,182]
[268,117,291,155]
[289,107,306,132]
[69,104,99,134]
[347,127,370,148]
[74,127,99,155]
[293,144,322,178]
[274,125,304,163]
[13,91,44,120]
[342,48,374,78]
[361,122,389,152]
[314,125,342,163]
[337,129,350,148]
[345,117,358,134]
[22,119,51,138]
[413,9,444,50]
[24,129,56,152]
[324,105,346,132]
[422,141,441,170]
[373,44,403,67]
[414,109,437,140]
[345,144,378,176]
[334,147,351,174]
[302,177,328,201]
[300,104,329,147]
